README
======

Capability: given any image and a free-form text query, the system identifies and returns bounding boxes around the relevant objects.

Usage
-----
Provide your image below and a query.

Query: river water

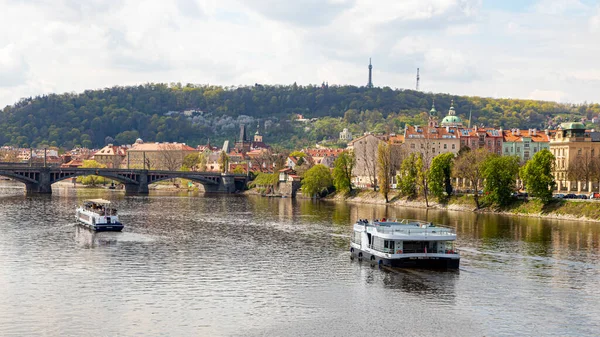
[1,183,599,336]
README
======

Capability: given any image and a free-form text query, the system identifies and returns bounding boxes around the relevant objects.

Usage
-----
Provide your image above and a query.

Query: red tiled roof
[404,125,460,139]
[503,130,550,142]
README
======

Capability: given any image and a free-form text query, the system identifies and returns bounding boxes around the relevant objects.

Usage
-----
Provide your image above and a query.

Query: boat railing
[374,227,456,236]
[370,246,458,254]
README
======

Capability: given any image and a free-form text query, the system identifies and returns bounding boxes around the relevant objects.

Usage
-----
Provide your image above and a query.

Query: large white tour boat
[75,199,124,232]
[350,218,459,269]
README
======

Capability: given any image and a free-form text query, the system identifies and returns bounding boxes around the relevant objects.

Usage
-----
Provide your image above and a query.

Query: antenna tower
[416,68,420,91]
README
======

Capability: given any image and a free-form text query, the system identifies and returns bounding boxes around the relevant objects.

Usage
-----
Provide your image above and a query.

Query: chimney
[533,129,537,136]
[545,129,549,135]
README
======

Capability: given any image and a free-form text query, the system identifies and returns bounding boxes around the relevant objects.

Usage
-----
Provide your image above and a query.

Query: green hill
[1,83,598,149]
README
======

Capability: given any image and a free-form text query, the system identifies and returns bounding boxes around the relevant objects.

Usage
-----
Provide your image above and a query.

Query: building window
[524,143,530,148]
[411,144,415,149]
[421,143,424,149]
[487,140,491,146]
[505,148,509,153]
[517,147,521,153]
[444,144,447,149]
[452,144,456,149]
[578,148,582,156]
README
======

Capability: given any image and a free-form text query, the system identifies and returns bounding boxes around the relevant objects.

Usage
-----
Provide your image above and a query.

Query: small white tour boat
[75,199,123,232]
[350,218,459,269]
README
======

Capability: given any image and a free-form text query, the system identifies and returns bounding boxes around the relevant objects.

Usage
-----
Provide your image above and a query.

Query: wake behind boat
[350,218,459,269]
[75,199,123,232]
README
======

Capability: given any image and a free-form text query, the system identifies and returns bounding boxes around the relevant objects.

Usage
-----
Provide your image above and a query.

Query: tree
[218,151,229,173]
[398,153,418,198]
[182,153,201,171]
[567,150,596,191]
[332,151,354,194]
[232,165,246,174]
[289,151,306,158]
[453,148,490,209]
[415,154,430,207]
[301,164,333,197]
[377,142,392,202]
[520,149,556,204]
[77,160,107,186]
[158,143,185,171]
[428,152,454,202]
[482,155,520,207]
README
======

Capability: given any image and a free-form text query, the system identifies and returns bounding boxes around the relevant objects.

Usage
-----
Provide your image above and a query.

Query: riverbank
[324,189,600,222]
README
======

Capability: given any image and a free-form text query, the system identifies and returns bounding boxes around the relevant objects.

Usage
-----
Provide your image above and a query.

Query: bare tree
[377,142,392,202]
[0,149,19,162]
[452,148,490,209]
[357,135,380,191]
[218,151,229,173]
[158,144,184,171]
[568,151,595,191]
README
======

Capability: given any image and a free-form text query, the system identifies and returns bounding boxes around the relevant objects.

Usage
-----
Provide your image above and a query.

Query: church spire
[449,99,456,116]
[367,58,373,88]
[430,99,437,116]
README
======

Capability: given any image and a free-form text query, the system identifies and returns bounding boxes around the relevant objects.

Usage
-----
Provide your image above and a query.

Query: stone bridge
[0,164,248,195]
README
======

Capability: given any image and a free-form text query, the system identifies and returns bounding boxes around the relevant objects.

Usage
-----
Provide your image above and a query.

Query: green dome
[442,115,462,124]
[430,106,437,116]
[560,122,585,130]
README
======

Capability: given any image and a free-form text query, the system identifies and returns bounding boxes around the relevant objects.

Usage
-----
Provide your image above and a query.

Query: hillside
[1,83,599,149]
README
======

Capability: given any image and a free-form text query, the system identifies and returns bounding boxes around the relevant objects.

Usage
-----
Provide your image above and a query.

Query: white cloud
[0,0,598,107]
[0,44,29,87]
[528,89,570,102]
[591,6,600,33]
[532,0,586,15]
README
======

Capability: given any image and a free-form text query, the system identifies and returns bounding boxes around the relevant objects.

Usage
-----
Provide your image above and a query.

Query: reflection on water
[0,185,599,336]
[74,226,119,248]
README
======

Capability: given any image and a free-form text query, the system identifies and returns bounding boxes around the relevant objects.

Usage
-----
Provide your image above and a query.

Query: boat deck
[355,219,456,238]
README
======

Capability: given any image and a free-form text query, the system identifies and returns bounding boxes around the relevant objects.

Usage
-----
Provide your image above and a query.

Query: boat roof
[84,198,112,205]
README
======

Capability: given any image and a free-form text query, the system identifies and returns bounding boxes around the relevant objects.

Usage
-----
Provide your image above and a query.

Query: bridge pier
[124,172,149,195]
[25,169,52,194]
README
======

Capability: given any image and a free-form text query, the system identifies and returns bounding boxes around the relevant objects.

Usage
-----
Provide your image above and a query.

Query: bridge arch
[147,173,220,186]
[49,170,139,185]
[0,171,38,185]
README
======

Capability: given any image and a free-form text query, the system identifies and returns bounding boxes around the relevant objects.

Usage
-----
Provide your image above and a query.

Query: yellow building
[93,144,127,168]
[550,122,600,192]
[125,139,197,170]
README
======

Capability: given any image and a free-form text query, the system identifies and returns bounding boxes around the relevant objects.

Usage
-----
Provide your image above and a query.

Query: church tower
[367,58,373,88]
[428,100,438,128]
[254,123,263,143]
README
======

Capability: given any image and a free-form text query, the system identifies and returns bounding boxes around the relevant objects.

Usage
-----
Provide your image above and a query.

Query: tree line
[2,83,599,150]
[288,148,557,208]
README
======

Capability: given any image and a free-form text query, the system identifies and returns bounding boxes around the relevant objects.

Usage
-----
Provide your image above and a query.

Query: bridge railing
[0,162,62,168]
[0,163,248,178]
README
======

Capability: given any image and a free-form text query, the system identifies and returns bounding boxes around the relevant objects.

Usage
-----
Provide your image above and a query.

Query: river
[0,183,599,336]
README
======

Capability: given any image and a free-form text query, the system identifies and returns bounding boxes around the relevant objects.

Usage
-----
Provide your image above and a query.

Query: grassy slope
[327,189,600,221]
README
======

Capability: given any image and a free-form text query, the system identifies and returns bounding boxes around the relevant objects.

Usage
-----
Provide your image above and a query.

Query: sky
[0,0,599,107]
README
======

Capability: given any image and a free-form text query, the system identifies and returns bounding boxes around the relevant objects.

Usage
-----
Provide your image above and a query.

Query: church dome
[442,115,462,125]
[560,122,585,130]
[429,103,437,116]
[135,138,144,144]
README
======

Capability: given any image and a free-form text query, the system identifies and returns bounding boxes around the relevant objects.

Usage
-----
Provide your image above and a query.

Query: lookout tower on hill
[367,58,373,88]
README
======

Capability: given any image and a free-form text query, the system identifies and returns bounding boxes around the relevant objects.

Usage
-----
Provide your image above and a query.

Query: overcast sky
[0,0,599,107]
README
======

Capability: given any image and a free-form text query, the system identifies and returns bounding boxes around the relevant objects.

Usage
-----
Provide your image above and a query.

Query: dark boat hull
[351,249,459,269]
[77,221,124,232]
